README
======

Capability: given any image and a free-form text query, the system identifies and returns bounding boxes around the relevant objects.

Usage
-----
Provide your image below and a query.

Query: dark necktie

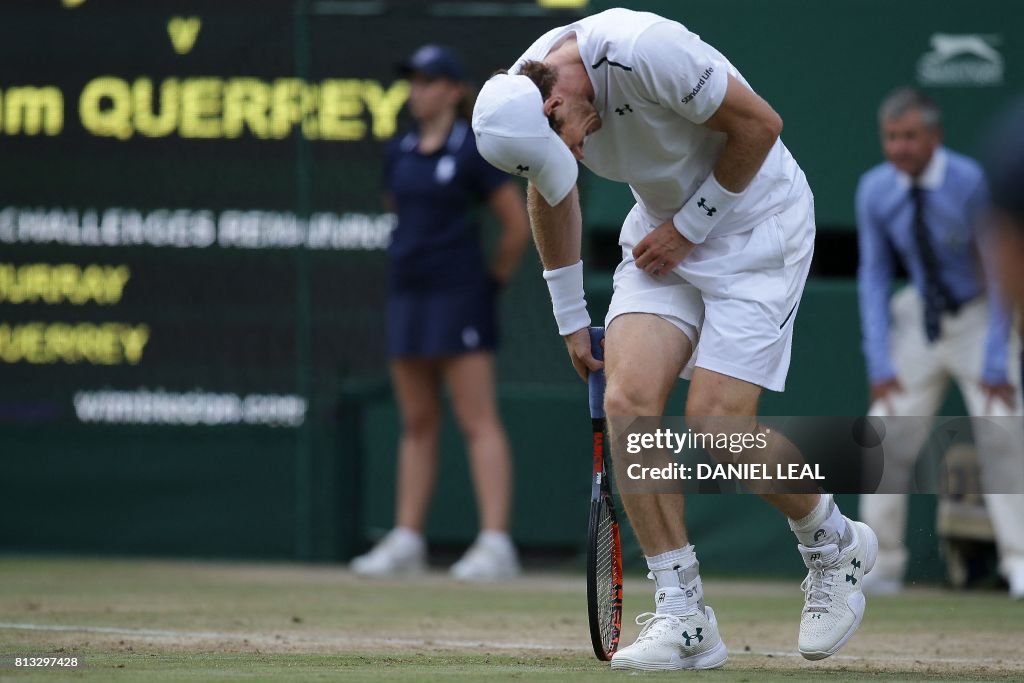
[910,185,957,343]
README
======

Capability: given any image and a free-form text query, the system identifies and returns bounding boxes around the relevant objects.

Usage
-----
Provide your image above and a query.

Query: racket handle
[588,326,605,420]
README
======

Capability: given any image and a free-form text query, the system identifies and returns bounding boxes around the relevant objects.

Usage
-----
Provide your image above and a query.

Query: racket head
[586,425,623,661]
[586,482,623,660]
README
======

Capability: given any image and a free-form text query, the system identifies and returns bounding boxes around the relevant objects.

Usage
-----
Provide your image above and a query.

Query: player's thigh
[442,351,501,430]
[391,357,443,432]
[604,312,692,415]
[681,193,814,394]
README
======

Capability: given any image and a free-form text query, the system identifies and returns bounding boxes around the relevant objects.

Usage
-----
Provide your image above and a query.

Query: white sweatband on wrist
[672,173,744,244]
[542,260,591,336]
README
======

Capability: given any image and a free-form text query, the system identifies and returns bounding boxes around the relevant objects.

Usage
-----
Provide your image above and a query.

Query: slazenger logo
[681,66,715,104]
[917,33,1003,86]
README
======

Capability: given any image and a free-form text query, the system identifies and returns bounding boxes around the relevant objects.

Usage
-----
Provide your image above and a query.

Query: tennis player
[472,8,878,669]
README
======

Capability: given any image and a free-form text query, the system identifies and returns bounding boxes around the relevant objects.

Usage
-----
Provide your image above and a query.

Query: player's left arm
[701,77,783,192]
[633,76,782,273]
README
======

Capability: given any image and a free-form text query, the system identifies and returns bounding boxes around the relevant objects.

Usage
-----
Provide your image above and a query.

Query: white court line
[0,622,1017,667]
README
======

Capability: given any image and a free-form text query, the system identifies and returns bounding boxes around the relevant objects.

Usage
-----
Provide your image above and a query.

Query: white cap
[471,73,578,206]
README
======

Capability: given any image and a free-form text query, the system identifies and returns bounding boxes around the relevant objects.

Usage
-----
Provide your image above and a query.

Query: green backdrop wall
[584,0,1024,230]
[1,1,996,581]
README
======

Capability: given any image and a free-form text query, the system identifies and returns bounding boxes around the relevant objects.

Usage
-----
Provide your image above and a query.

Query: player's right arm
[527,182,603,380]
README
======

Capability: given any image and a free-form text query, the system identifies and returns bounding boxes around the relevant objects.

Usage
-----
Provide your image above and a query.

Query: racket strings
[595,498,618,646]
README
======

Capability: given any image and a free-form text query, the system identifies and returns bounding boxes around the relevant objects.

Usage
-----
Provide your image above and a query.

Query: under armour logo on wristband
[697,197,717,217]
[515,164,530,175]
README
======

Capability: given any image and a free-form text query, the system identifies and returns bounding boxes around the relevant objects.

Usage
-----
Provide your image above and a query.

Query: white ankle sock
[477,529,513,551]
[788,494,848,547]
[391,527,425,550]
[646,545,704,616]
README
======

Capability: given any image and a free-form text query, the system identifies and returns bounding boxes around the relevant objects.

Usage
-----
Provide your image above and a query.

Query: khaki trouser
[861,287,1024,580]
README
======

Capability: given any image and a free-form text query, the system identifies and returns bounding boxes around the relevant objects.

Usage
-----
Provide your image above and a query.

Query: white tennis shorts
[605,186,815,392]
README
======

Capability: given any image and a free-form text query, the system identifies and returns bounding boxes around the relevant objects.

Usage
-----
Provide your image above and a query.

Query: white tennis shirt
[511,8,808,238]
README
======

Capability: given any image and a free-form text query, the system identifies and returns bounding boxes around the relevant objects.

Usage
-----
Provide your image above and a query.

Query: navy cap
[398,44,466,82]
[984,97,1024,222]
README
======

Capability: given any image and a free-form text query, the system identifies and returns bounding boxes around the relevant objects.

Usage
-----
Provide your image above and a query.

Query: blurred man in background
[985,97,1024,325]
[856,87,1024,599]
[350,45,530,581]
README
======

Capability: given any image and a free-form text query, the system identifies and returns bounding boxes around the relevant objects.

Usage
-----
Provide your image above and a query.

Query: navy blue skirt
[387,282,498,358]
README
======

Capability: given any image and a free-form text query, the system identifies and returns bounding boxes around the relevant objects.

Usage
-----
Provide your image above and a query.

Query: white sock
[390,526,425,550]
[788,494,849,547]
[477,530,513,551]
[646,545,704,616]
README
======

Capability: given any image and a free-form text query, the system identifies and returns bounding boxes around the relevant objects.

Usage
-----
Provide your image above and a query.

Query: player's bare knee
[604,377,664,417]
[686,383,756,417]
[685,391,756,437]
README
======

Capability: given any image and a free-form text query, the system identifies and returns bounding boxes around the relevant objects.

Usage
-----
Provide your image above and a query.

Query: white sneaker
[349,528,426,577]
[798,519,878,660]
[610,607,728,671]
[449,535,520,581]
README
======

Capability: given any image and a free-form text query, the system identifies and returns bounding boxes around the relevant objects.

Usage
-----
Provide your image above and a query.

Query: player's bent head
[472,71,579,206]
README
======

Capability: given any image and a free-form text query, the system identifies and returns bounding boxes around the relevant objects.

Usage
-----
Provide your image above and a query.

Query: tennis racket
[586,326,623,661]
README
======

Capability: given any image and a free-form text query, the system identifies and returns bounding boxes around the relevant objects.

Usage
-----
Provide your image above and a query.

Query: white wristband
[542,260,591,336]
[672,173,744,244]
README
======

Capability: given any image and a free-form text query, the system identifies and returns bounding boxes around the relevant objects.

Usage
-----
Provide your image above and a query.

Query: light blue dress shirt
[856,146,1010,385]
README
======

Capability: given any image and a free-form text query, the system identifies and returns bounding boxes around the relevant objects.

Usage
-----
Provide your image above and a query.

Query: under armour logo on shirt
[515,164,530,175]
[615,103,633,116]
[697,197,717,217]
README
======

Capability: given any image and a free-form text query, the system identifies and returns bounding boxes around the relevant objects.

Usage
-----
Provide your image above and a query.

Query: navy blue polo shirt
[383,119,510,292]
